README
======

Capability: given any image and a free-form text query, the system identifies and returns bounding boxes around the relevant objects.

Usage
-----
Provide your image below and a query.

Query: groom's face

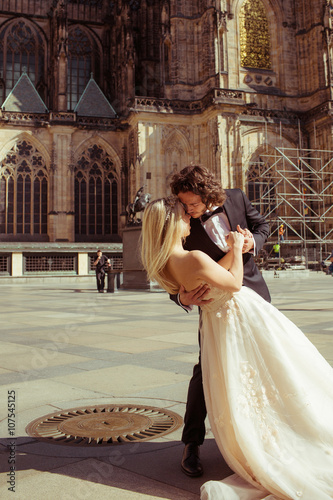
[177,191,207,218]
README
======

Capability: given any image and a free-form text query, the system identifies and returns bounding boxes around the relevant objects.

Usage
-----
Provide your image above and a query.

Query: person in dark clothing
[93,250,110,293]
[169,165,270,478]
[328,250,333,275]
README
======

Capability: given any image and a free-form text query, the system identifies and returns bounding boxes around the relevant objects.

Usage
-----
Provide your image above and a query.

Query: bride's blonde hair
[141,196,185,294]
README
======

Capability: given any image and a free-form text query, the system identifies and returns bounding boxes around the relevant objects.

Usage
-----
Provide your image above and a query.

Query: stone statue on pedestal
[127,186,151,224]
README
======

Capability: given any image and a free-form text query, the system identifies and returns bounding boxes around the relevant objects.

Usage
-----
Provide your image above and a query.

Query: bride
[141,196,333,500]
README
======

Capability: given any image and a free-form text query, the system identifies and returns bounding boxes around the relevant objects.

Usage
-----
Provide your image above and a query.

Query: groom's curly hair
[170,165,226,209]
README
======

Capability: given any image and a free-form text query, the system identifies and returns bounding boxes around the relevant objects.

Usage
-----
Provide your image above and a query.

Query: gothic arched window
[239,0,271,70]
[75,145,118,238]
[0,140,48,235]
[67,26,100,110]
[0,20,45,103]
[247,158,275,217]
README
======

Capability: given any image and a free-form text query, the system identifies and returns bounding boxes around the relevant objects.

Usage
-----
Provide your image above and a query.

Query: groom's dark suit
[175,188,271,446]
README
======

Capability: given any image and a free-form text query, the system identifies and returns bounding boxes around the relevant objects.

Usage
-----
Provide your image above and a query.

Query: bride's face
[180,206,191,237]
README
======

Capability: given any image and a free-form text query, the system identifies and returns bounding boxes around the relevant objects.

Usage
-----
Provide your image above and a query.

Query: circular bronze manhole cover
[26,404,183,446]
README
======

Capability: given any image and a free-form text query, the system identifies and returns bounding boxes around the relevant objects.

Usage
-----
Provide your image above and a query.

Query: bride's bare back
[165,245,244,294]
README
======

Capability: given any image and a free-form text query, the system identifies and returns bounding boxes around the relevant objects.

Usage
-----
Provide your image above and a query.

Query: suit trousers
[181,356,207,445]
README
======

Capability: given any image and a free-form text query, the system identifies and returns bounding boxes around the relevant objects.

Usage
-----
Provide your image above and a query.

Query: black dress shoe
[181,443,203,477]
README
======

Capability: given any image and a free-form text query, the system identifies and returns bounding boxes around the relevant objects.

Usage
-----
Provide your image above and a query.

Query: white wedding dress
[199,286,333,500]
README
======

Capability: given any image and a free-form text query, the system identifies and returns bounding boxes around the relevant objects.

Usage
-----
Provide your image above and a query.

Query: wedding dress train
[199,286,333,500]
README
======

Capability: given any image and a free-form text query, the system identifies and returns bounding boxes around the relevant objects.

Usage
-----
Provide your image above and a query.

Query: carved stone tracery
[0,139,48,235]
[74,143,119,236]
[0,20,45,98]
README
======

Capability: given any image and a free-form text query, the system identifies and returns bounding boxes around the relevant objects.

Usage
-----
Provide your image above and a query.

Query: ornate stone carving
[166,144,184,156]
[217,10,228,31]
[324,0,333,31]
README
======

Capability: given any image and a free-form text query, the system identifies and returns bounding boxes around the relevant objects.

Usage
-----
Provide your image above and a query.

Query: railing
[1,111,119,129]
[0,0,104,20]
[67,0,104,22]
[0,244,123,278]
[0,0,48,15]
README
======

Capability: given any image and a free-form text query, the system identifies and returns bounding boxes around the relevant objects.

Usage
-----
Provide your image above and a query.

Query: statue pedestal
[121,225,150,290]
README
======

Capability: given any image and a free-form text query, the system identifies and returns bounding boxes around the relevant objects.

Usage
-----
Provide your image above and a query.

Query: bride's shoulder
[189,249,207,258]
[187,250,212,266]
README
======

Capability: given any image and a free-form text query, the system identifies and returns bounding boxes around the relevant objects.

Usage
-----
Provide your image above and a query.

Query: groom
[170,165,271,477]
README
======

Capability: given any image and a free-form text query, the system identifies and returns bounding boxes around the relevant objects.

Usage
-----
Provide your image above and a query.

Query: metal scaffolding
[247,147,333,267]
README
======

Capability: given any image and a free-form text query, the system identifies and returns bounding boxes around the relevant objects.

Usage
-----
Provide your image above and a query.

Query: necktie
[200,206,225,223]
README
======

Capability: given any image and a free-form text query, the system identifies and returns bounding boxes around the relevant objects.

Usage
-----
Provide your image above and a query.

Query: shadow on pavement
[1,437,233,499]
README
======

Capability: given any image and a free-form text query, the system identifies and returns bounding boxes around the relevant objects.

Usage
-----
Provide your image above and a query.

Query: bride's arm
[217,250,233,270]
[217,231,234,271]
[216,233,237,270]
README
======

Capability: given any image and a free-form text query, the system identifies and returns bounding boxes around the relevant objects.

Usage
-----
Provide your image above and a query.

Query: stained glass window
[67,26,100,110]
[0,20,44,102]
[239,0,271,70]
[0,140,48,235]
[75,145,118,237]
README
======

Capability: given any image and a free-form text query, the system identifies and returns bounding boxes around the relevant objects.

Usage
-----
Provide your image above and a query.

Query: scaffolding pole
[247,147,333,267]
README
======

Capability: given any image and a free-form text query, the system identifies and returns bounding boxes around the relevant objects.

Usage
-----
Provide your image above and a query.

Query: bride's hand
[225,232,234,248]
[179,284,213,307]
[230,231,244,250]
[226,231,244,248]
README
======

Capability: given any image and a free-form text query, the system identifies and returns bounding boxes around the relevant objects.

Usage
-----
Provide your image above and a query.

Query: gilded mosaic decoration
[239,0,271,70]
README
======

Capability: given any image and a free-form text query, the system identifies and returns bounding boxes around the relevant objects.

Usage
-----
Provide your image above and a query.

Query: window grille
[24,254,77,273]
[0,254,10,274]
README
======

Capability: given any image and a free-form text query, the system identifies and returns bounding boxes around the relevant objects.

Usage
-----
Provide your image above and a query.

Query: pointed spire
[74,76,116,118]
[1,72,48,113]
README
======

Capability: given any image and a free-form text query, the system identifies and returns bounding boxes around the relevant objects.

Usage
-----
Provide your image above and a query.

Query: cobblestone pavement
[0,273,332,499]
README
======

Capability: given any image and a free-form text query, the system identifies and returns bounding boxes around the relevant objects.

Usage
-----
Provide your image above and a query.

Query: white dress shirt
[202,207,256,255]
[201,208,231,253]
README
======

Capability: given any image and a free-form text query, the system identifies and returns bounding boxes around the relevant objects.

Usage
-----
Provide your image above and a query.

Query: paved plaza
[0,272,332,500]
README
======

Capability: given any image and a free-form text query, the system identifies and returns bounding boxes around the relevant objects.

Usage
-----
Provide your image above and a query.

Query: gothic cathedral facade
[0,0,332,243]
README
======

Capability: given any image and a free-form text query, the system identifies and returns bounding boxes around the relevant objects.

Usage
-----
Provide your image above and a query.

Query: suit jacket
[172,188,271,303]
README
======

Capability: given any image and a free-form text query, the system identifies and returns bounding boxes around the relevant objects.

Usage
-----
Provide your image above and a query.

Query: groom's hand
[179,284,212,307]
[237,225,254,253]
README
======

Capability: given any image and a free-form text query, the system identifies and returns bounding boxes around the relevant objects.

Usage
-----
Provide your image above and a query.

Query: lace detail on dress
[237,362,284,458]
[200,285,233,313]
[215,296,244,329]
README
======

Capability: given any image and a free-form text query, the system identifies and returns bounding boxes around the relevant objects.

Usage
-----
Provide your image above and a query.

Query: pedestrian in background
[93,250,110,293]
[328,250,333,276]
